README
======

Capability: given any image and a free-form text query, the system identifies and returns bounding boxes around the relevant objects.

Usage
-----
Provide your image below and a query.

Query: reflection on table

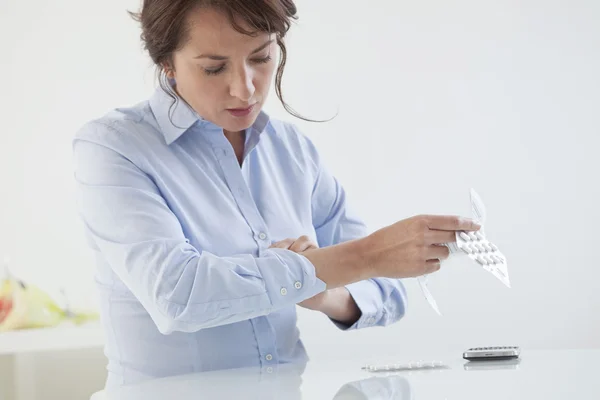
[92,350,600,400]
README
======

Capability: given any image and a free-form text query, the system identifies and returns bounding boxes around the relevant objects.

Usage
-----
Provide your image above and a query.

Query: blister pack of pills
[455,230,510,288]
[361,360,448,373]
[418,189,510,315]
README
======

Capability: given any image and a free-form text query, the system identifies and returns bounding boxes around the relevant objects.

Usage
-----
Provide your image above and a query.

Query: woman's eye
[204,65,226,76]
[203,55,271,76]
[252,55,272,64]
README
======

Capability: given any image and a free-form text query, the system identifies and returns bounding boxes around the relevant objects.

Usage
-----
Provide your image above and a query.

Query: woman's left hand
[269,236,329,311]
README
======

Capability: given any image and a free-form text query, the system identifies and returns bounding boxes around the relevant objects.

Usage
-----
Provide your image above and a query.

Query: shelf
[0,322,104,355]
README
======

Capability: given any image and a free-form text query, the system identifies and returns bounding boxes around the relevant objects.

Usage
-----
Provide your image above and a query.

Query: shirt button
[280,287,288,296]
[265,354,273,361]
[258,232,267,240]
[266,367,273,373]
[294,281,302,290]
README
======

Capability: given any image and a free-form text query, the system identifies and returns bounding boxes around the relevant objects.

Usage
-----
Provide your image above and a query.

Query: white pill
[468,232,478,240]
[477,255,488,265]
[459,232,471,241]
[475,244,486,253]
[463,246,473,254]
[469,244,479,253]
[490,243,499,251]
[483,243,493,252]
[485,255,496,264]
[475,231,485,240]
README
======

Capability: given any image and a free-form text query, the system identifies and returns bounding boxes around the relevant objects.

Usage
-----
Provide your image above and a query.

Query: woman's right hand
[360,214,481,279]
[301,214,481,288]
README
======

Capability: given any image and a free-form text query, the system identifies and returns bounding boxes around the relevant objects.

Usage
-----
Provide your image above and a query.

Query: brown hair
[129,0,312,121]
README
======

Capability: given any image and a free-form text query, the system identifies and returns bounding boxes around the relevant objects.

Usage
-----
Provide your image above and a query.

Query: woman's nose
[229,67,255,102]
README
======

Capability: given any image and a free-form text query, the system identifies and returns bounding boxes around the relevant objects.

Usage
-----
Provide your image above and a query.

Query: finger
[269,238,294,249]
[425,258,441,273]
[427,244,451,261]
[296,242,318,252]
[289,236,318,253]
[424,215,481,232]
[426,230,457,245]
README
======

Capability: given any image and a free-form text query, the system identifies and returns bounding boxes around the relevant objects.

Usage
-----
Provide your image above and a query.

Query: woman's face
[167,7,277,133]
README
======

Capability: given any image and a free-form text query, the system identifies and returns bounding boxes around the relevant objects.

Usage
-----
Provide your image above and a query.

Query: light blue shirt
[73,85,407,388]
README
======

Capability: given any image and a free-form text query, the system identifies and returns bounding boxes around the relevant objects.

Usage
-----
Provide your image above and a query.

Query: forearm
[317,287,362,326]
[317,278,408,331]
[301,238,373,289]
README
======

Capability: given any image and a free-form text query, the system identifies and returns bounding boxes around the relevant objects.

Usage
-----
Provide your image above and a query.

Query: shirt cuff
[331,279,383,331]
[258,248,327,310]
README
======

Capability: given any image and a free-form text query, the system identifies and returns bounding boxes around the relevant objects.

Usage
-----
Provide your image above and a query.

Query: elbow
[379,307,406,327]
[149,297,204,335]
[392,284,408,323]
[152,299,215,334]
[381,283,408,326]
[380,305,406,327]
[152,300,185,335]
[150,297,249,334]
[155,318,177,335]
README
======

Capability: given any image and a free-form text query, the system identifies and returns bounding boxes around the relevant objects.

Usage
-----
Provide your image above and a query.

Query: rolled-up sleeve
[300,128,407,331]
[73,123,326,335]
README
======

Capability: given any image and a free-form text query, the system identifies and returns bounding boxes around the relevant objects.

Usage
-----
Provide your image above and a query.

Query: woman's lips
[227,104,255,117]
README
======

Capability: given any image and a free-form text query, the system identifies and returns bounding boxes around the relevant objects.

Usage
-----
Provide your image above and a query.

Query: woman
[73,0,480,388]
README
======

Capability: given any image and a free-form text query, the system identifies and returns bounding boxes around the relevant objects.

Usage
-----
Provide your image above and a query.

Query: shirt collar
[149,80,271,146]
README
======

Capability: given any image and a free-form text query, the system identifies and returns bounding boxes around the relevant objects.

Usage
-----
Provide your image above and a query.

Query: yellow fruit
[0,259,99,332]
[0,278,101,332]
[0,278,65,332]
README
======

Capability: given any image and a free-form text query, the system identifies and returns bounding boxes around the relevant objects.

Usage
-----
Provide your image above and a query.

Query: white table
[0,323,104,399]
[91,349,600,399]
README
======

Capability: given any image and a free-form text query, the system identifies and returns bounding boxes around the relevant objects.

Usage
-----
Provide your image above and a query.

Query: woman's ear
[162,63,175,79]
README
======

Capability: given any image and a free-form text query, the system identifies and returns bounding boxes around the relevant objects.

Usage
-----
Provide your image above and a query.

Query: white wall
[1,0,599,394]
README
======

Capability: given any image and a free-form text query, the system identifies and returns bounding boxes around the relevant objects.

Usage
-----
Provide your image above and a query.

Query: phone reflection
[463,357,521,371]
